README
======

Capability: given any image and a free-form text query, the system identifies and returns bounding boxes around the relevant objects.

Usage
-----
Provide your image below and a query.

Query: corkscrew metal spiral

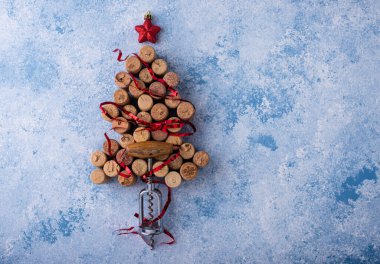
[147,159,155,249]
[138,156,163,250]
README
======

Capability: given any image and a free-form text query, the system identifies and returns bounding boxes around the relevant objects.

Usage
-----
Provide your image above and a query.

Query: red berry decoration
[135,11,161,44]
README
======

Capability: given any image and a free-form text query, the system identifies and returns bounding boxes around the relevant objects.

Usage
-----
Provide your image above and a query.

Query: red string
[104,132,112,157]
[116,214,175,246]
[113,49,129,61]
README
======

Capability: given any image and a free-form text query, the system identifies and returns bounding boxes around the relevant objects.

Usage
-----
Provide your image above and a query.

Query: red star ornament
[135,17,161,43]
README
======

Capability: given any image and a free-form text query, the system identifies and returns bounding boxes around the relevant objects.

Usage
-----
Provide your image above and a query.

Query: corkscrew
[126,141,175,249]
[138,158,163,249]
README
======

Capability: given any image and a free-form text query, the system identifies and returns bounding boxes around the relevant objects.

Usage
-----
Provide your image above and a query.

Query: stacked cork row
[90,45,209,188]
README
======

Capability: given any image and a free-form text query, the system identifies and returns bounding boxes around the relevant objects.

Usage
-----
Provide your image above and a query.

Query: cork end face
[153,161,169,177]
[166,135,183,146]
[133,127,151,142]
[116,149,134,166]
[193,151,210,168]
[128,80,145,99]
[180,162,198,181]
[163,72,180,87]
[168,154,183,170]
[90,151,107,167]
[139,45,156,64]
[90,169,108,184]
[151,103,169,121]
[112,117,130,134]
[122,105,138,120]
[165,171,182,188]
[132,159,148,176]
[103,160,121,177]
[125,56,142,74]
[101,104,119,122]
[115,71,132,88]
[103,139,120,157]
[120,134,135,149]
[177,101,195,121]
[179,143,195,159]
[151,59,168,76]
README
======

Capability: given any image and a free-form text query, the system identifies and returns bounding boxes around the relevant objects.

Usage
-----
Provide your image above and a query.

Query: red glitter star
[135,17,161,44]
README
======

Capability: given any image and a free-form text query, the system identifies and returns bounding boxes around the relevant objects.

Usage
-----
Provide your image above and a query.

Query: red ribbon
[116,213,175,246]
[113,49,129,61]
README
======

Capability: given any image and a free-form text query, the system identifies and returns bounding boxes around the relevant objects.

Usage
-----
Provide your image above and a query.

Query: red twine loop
[116,213,175,246]
[113,49,129,62]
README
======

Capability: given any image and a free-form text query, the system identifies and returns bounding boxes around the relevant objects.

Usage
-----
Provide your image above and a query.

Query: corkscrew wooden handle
[126,141,173,158]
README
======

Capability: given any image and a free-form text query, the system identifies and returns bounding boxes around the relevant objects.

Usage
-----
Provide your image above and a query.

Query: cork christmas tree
[89,12,209,249]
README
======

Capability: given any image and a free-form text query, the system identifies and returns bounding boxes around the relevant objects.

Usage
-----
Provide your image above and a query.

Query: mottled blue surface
[0,0,379,263]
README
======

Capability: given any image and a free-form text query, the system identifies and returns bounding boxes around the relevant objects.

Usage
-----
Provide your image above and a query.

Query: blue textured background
[0,0,379,263]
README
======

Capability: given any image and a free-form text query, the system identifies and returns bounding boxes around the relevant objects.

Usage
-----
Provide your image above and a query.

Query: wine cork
[193,151,210,168]
[103,139,120,157]
[164,94,181,109]
[121,104,137,120]
[166,135,183,146]
[114,88,130,106]
[129,79,146,99]
[133,127,150,142]
[153,161,169,177]
[125,56,142,74]
[168,154,183,170]
[119,133,135,149]
[132,159,148,177]
[151,130,168,141]
[139,45,156,63]
[179,143,195,159]
[163,72,179,87]
[115,71,132,88]
[139,68,153,84]
[177,101,195,121]
[116,149,134,166]
[165,171,182,188]
[137,94,154,111]
[118,173,137,186]
[155,153,170,161]
[112,117,130,134]
[90,169,108,184]
[101,104,119,122]
[152,59,168,76]
[90,151,107,167]
[136,111,152,125]
[180,162,198,181]
[167,117,181,133]
[151,103,169,121]
[103,160,120,177]
[149,82,166,99]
